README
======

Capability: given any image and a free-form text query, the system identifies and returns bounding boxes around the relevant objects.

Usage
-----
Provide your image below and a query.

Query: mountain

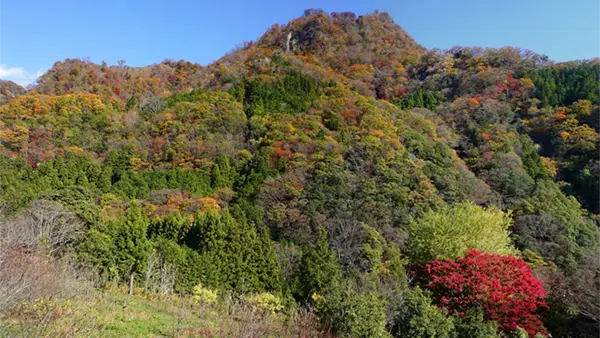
[0,9,598,338]
[33,58,207,99]
[0,80,26,105]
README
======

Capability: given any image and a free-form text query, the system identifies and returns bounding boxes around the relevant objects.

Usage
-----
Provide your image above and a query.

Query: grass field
[0,288,326,338]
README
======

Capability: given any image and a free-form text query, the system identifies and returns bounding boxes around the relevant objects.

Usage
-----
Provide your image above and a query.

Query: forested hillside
[0,9,598,338]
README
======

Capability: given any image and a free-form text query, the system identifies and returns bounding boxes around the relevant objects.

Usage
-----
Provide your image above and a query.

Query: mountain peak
[217,9,425,99]
[258,9,424,62]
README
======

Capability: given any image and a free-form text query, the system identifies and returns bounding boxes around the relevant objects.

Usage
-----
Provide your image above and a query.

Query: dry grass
[0,203,333,337]
[0,288,333,338]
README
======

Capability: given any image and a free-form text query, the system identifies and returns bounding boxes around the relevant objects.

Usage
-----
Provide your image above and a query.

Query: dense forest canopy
[0,9,598,338]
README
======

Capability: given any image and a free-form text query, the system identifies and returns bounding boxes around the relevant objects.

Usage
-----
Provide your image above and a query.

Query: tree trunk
[129,273,134,295]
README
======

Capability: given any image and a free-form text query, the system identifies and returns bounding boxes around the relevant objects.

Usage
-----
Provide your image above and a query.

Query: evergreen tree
[191,209,281,293]
[211,164,227,189]
[111,205,152,283]
[97,166,113,192]
[148,212,190,243]
[294,227,342,301]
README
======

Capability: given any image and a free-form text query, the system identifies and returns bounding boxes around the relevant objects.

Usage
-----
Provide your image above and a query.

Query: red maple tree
[421,250,548,336]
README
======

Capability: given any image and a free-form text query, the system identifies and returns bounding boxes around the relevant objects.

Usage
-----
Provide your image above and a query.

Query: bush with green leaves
[408,201,516,262]
[389,287,455,338]
[313,286,391,338]
[515,180,598,271]
[246,292,283,315]
[78,204,151,284]
[191,283,218,304]
[452,309,500,338]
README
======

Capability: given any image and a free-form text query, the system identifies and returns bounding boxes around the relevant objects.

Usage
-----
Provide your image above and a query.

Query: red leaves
[421,250,548,336]
[271,140,294,165]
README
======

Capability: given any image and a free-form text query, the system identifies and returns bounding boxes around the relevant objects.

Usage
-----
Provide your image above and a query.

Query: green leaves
[407,202,516,262]
[189,209,282,293]
[294,227,342,301]
[77,204,151,282]
[239,70,322,118]
[390,287,455,338]
[111,205,152,278]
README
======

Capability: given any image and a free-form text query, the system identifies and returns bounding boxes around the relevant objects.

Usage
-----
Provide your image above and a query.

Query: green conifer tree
[112,204,151,283]
[295,227,342,301]
[191,209,281,293]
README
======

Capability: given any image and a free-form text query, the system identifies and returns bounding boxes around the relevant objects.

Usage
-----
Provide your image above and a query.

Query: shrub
[313,286,390,338]
[389,287,455,338]
[408,201,515,262]
[191,283,218,305]
[294,227,342,301]
[420,250,548,336]
[452,309,500,338]
[246,292,283,315]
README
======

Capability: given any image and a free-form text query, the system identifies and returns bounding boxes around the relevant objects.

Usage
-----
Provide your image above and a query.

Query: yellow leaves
[322,135,339,148]
[540,157,558,178]
[0,93,106,126]
[393,65,406,76]
[163,112,174,121]
[198,197,221,212]
[0,125,29,150]
[65,146,84,153]
[519,77,534,89]
[130,157,146,171]
[311,292,326,309]
[0,125,29,138]
[559,131,571,139]
[467,97,480,108]
[560,125,599,153]
[191,283,218,304]
[569,99,592,117]
[246,292,283,315]
[285,122,297,135]
[370,129,386,138]
[348,64,375,82]
[147,191,222,217]
[54,93,106,114]
[0,95,49,120]
[237,149,252,162]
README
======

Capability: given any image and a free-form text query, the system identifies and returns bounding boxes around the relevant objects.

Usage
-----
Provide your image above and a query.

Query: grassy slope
[1,289,324,338]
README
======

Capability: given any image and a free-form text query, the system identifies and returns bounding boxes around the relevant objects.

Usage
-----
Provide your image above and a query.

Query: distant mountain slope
[0,80,26,105]
[31,58,208,101]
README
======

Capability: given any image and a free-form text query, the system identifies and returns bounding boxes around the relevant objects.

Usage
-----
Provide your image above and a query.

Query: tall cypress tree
[294,227,342,301]
[211,164,227,189]
[112,204,151,283]
[191,209,281,293]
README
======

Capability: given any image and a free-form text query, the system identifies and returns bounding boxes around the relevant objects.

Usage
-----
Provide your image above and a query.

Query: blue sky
[1,0,598,86]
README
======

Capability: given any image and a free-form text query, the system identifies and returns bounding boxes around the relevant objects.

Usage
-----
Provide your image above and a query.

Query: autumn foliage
[420,250,548,336]
[0,8,598,337]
